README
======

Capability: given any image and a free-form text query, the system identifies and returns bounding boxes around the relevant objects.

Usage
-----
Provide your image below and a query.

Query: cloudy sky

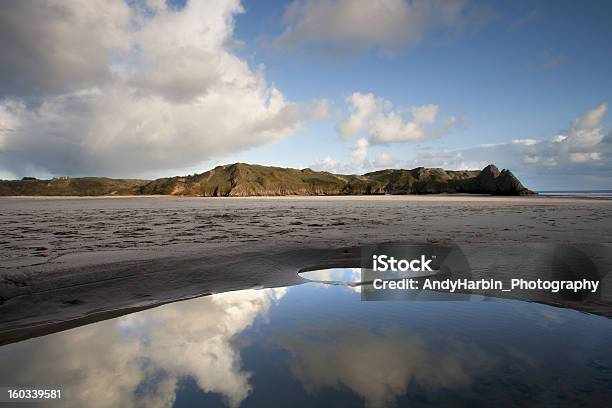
[0,0,611,190]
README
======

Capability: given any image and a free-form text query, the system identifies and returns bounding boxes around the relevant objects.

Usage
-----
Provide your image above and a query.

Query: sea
[538,190,612,199]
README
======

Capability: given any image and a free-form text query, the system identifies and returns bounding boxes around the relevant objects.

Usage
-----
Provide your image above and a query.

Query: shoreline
[1,194,611,204]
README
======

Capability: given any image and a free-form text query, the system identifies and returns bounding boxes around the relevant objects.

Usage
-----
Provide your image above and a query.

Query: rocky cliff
[0,163,535,196]
[138,163,534,196]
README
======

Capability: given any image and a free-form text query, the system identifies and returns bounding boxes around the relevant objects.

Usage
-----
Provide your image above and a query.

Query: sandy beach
[1,195,611,345]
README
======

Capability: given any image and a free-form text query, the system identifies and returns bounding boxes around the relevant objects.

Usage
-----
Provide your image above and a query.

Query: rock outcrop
[450,164,534,195]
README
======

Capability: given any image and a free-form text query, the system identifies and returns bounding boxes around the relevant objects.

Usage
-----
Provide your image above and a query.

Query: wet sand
[1,195,611,345]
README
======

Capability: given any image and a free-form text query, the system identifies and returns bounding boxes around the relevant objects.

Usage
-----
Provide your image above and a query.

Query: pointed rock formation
[456,164,534,195]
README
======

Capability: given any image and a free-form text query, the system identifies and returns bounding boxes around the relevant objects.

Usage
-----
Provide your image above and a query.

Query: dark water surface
[1,268,611,407]
[538,190,612,199]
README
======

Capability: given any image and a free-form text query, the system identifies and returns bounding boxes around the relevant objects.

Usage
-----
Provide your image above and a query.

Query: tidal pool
[1,269,611,407]
[298,266,438,285]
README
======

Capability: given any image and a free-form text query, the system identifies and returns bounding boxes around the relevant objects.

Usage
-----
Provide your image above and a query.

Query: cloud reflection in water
[0,288,286,408]
[1,279,611,408]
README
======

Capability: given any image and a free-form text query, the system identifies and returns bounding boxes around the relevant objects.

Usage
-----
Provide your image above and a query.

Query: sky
[0,0,611,190]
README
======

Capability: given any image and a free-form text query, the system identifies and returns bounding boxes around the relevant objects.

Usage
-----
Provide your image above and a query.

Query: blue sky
[222,0,612,190]
[0,0,611,190]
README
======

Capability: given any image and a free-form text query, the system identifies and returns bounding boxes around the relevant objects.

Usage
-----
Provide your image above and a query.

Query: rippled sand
[1,195,611,344]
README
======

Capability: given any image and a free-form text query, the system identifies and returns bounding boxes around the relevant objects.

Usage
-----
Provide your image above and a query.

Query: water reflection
[1,278,611,407]
[0,288,286,408]
[275,327,492,407]
[298,267,439,286]
[299,267,362,284]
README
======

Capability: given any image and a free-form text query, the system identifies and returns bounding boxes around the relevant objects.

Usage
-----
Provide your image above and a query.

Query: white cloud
[338,93,381,139]
[408,103,611,188]
[411,150,487,170]
[523,155,557,166]
[0,170,16,180]
[512,138,538,146]
[569,103,607,148]
[315,92,461,174]
[569,152,601,163]
[411,104,439,125]
[373,151,399,168]
[351,137,370,167]
[369,110,430,143]
[425,104,608,169]
[528,103,608,163]
[311,155,340,172]
[338,92,459,144]
[315,103,610,188]
[311,137,371,174]
[0,0,312,177]
[275,0,487,54]
[308,99,331,120]
[552,134,567,143]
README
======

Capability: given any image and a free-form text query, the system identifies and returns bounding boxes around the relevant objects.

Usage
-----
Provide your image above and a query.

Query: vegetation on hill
[0,163,535,196]
[0,177,148,196]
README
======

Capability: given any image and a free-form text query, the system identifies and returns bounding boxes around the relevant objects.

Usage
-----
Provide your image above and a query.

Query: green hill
[0,177,148,196]
[0,163,535,196]
[138,163,533,196]
[139,163,349,196]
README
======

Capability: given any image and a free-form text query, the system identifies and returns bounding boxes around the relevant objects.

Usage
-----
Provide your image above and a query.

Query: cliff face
[0,163,535,196]
[138,164,348,196]
[137,163,534,196]
[450,165,534,195]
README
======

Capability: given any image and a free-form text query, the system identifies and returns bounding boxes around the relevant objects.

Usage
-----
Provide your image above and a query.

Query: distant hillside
[0,163,535,196]
[0,177,148,196]
[141,163,533,196]
[139,164,349,196]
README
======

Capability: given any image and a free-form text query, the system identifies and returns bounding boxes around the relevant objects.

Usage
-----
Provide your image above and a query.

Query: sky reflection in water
[1,268,612,407]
